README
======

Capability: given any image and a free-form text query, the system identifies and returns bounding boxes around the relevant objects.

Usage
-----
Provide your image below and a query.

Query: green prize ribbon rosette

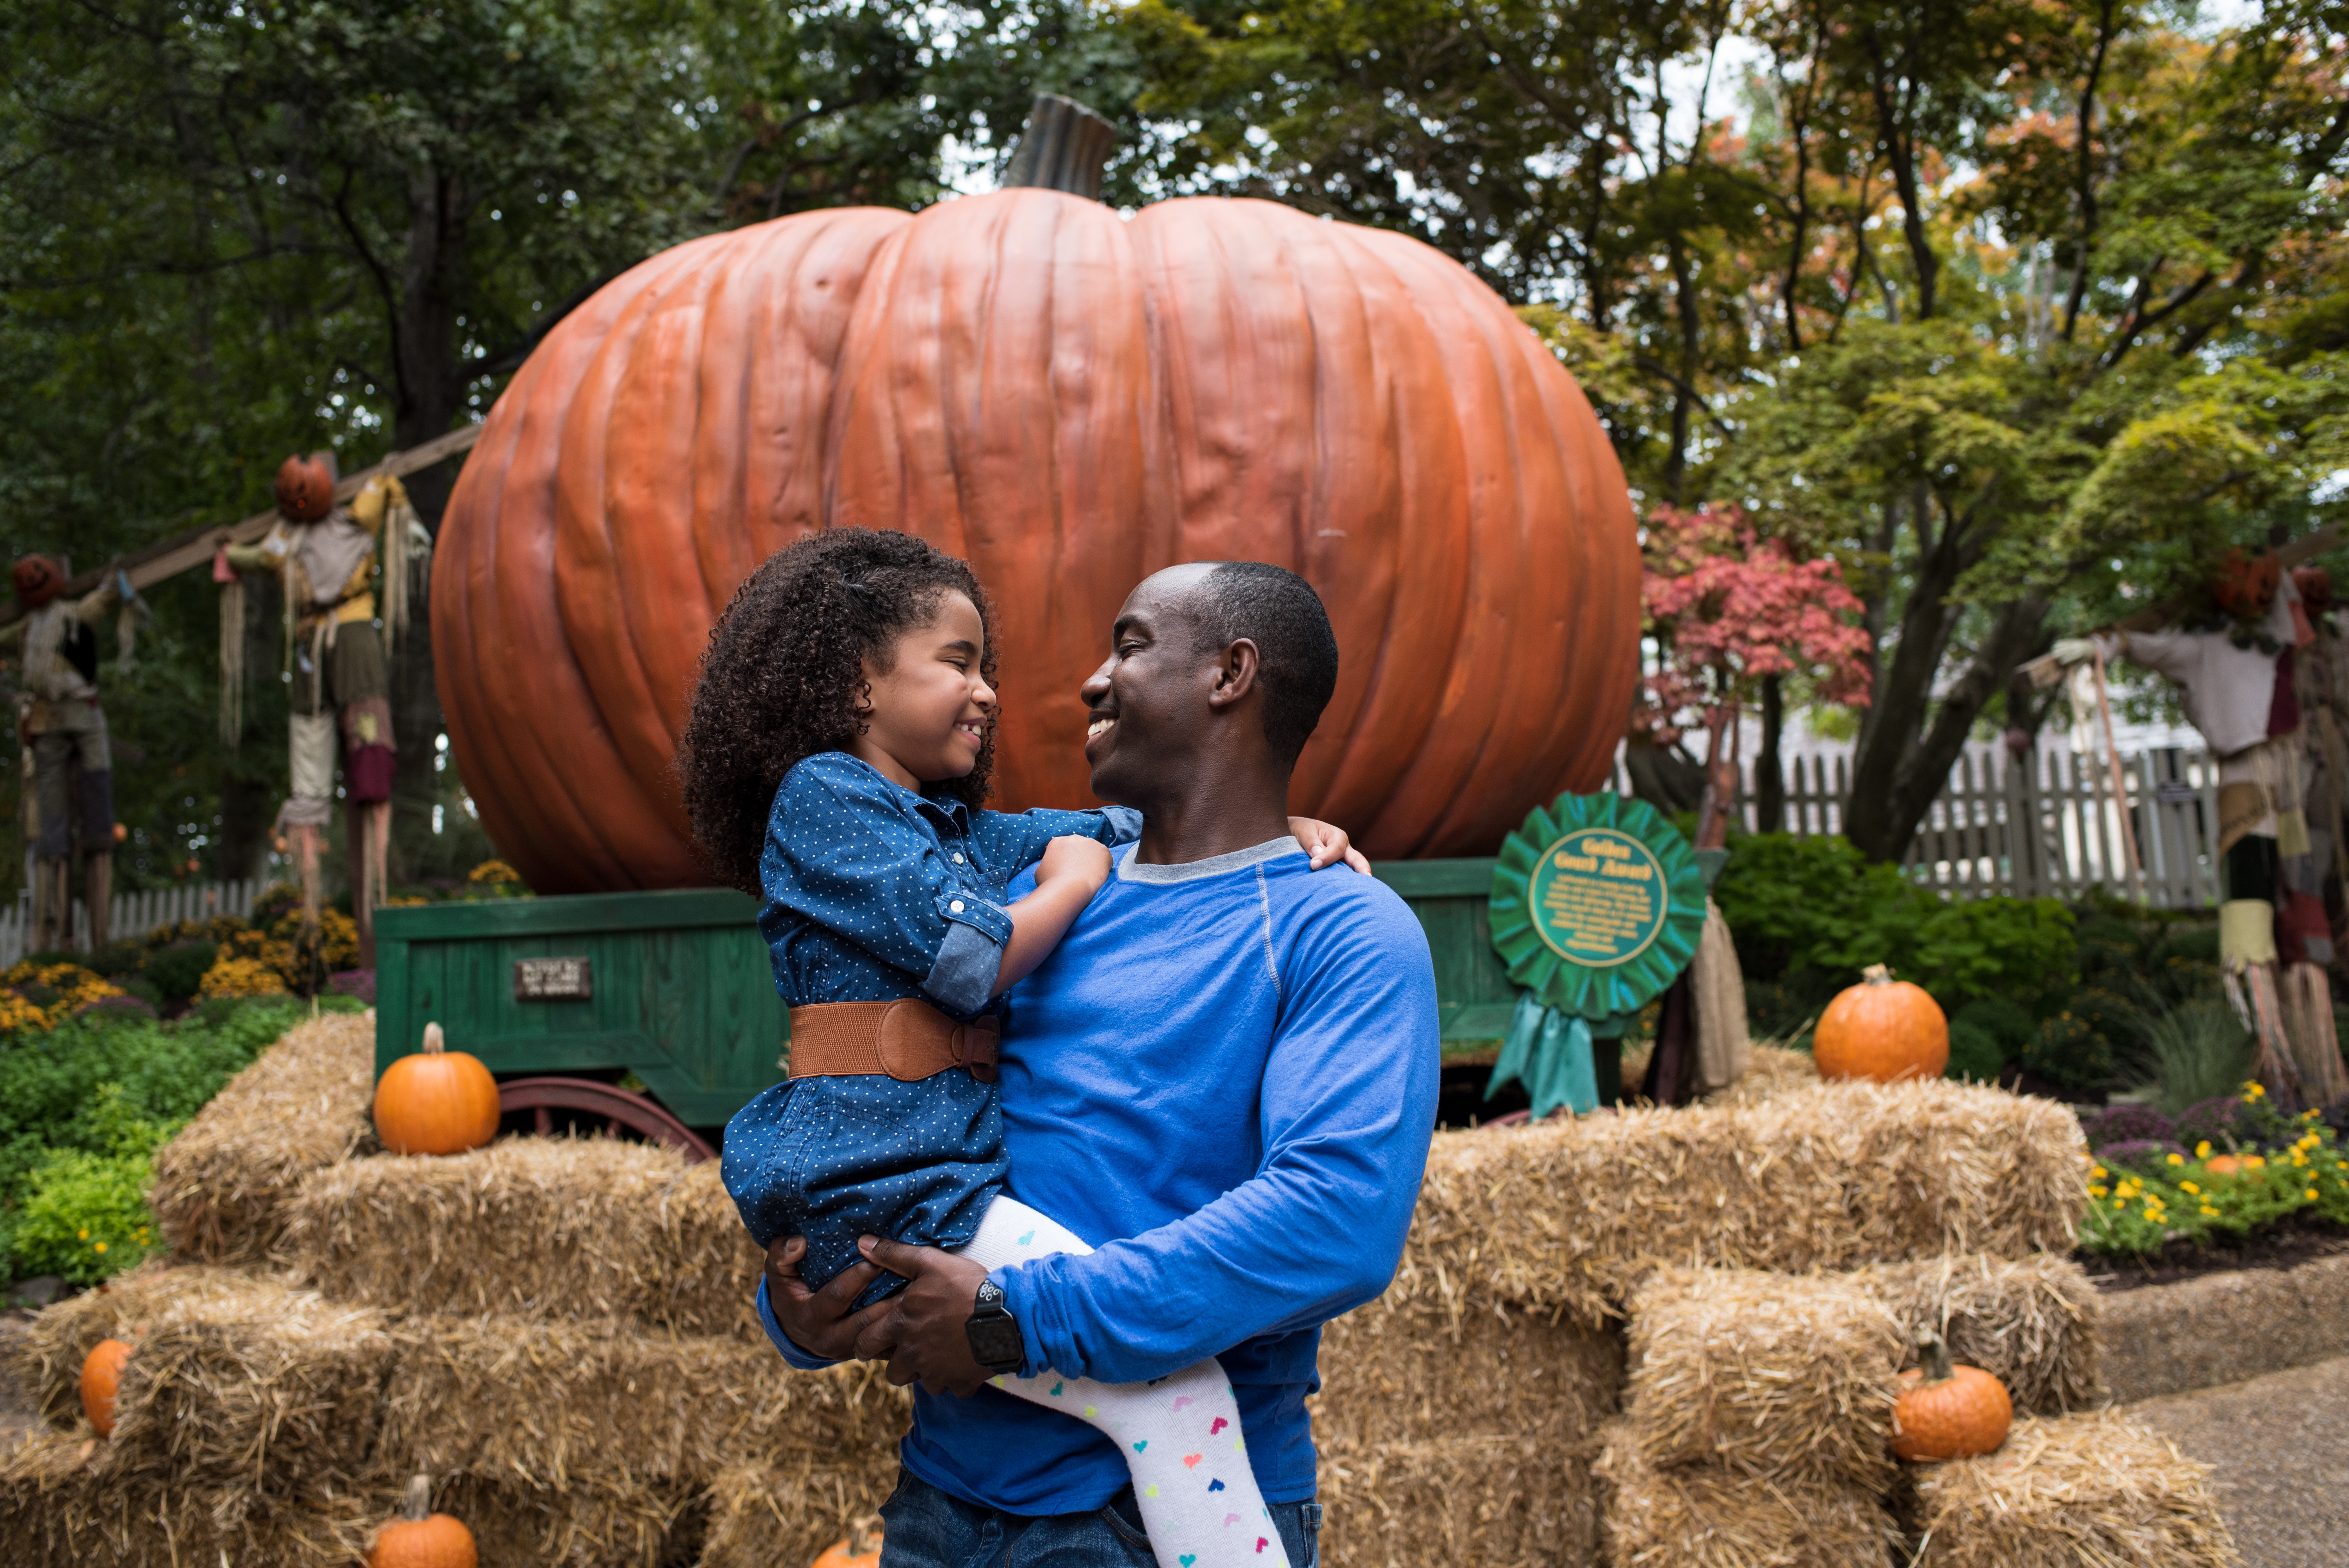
[1484,793,1706,1119]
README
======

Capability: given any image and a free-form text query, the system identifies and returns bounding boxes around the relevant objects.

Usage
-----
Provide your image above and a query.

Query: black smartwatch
[966,1278,1025,1375]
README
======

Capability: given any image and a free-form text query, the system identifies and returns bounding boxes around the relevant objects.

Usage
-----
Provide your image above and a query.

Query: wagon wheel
[495,1076,716,1163]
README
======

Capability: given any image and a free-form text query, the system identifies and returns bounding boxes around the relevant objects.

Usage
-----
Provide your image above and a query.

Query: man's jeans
[878,1468,1321,1568]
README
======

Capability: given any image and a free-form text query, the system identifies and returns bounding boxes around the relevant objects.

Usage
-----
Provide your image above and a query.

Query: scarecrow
[1,556,141,951]
[2053,550,2349,1103]
[216,452,419,968]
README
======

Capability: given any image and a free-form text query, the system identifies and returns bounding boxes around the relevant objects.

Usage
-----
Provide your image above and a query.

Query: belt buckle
[959,1018,1000,1084]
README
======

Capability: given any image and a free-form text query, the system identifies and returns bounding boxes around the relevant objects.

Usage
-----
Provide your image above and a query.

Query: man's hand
[1289,816,1372,874]
[851,1236,996,1396]
[764,1234,895,1362]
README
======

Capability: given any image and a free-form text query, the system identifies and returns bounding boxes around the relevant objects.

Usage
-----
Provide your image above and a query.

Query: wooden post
[1002,95,1117,200]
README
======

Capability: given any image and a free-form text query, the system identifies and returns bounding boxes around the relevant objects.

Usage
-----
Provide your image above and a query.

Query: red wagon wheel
[495,1076,717,1163]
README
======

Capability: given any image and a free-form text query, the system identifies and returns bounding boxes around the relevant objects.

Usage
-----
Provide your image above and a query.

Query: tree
[1638,504,1871,846]
[2,0,1134,894]
[1123,0,2349,860]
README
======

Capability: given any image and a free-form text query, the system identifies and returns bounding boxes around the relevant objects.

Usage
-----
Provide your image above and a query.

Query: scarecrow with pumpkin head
[215,452,420,968]
[2053,549,2349,1103]
[0,556,139,951]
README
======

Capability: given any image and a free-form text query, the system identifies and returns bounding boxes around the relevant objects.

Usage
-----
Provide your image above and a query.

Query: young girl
[686,529,1352,1568]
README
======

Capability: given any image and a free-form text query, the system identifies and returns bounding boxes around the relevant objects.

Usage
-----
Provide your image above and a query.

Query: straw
[1857,1253,2102,1414]
[1394,1076,2089,1328]
[1622,1268,1903,1490]
[150,1010,378,1263]
[697,1459,904,1568]
[1908,1411,2243,1567]
[1595,1420,1901,1568]
[276,1135,761,1336]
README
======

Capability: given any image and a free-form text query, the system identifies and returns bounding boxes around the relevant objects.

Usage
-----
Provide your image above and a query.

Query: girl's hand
[1290,816,1371,874]
[1036,835,1113,893]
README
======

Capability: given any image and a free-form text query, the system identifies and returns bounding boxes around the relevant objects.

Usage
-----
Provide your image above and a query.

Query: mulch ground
[2079,1217,2349,1292]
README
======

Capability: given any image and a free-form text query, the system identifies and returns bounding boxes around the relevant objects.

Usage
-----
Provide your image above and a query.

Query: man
[759,561,1440,1567]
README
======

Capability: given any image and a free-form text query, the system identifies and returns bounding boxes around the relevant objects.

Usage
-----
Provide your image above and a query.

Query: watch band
[967,1278,1025,1375]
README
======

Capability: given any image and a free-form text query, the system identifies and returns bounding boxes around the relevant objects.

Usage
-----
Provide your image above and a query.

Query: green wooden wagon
[372,859,1578,1143]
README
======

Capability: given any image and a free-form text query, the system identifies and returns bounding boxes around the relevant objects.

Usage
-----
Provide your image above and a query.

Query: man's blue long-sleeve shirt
[756,835,1440,1512]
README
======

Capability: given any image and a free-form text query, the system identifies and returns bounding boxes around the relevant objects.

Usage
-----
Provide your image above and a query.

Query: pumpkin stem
[421,1022,445,1057]
[402,1474,431,1523]
[1862,964,1894,985]
[1002,94,1116,200]
[1919,1335,1953,1383]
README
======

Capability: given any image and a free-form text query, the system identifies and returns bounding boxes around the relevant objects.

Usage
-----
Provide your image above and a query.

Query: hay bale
[1312,1299,1623,1568]
[1857,1253,2101,1414]
[0,1431,377,1568]
[1594,1421,1900,1568]
[1396,1077,2086,1327]
[1622,1268,1903,1490]
[375,1317,908,1488]
[696,1458,902,1568]
[431,1472,699,1568]
[1319,1434,1599,1568]
[150,1010,378,1263]
[106,1282,394,1493]
[278,1136,761,1335]
[1909,1411,2242,1568]
[1708,1044,1820,1105]
[2,1261,299,1421]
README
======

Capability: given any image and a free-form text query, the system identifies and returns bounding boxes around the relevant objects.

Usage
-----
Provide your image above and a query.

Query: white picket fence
[0,878,261,969]
[1703,745,2224,907]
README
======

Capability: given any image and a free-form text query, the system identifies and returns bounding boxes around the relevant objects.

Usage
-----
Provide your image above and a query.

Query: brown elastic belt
[787,999,999,1084]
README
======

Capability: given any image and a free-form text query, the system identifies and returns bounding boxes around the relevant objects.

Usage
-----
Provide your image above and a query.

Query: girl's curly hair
[681,529,997,893]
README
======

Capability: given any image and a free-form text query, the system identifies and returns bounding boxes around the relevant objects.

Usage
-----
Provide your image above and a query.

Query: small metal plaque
[513,956,592,1001]
[2155,780,2198,805]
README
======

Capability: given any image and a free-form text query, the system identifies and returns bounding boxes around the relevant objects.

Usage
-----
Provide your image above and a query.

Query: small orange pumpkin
[811,1520,884,1568]
[80,1338,132,1437]
[374,1023,501,1156]
[274,453,337,522]
[1813,965,1949,1083]
[2203,1154,2242,1176]
[1891,1337,2011,1462]
[370,1475,477,1568]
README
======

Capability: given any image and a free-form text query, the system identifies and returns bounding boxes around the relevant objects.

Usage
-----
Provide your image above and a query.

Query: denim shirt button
[950,900,966,913]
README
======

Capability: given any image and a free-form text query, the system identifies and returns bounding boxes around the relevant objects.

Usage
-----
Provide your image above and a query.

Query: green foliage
[143,942,219,1005]
[1944,1019,2006,1084]
[0,996,361,1282]
[2139,999,2255,1116]
[1714,833,2077,1010]
[2026,1009,2116,1090]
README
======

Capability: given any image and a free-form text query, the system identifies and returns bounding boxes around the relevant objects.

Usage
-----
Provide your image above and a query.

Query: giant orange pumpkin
[434,136,1639,891]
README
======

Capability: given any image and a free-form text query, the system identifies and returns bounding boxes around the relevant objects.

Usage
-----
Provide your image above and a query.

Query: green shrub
[1945,1018,2007,1083]
[2026,1009,2114,1089]
[2080,1104,2349,1257]
[143,940,218,1003]
[1953,996,2037,1059]
[8,1148,163,1285]
[1713,833,2078,1013]
[0,996,362,1281]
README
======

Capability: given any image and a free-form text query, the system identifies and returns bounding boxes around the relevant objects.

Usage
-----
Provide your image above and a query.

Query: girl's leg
[956,1195,1293,1568]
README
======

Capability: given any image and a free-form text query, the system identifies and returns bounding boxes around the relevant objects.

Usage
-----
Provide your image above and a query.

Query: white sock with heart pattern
[957,1195,1294,1568]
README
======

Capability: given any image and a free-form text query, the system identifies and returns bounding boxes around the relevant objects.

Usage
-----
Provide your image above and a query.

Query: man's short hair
[1190,561,1340,764]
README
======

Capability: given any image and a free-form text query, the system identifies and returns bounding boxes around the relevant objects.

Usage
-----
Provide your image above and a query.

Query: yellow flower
[2201,1205,2220,1217]
[91,1241,105,1254]
[2180,1181,2200,1195]
[2308,1190,2321,1201]
[2245,1155,2267,1169]
[2092,1166,2108,1180]
[2166,1153,2185,1165]
[2113,1199,2126,1210]
[2088,1185,2109,1198]
[2196,1141,2213,1158]
[77,1228,89,1240]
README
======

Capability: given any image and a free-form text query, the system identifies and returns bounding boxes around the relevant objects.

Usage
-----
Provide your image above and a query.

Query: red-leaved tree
[1639,505,1873,848]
